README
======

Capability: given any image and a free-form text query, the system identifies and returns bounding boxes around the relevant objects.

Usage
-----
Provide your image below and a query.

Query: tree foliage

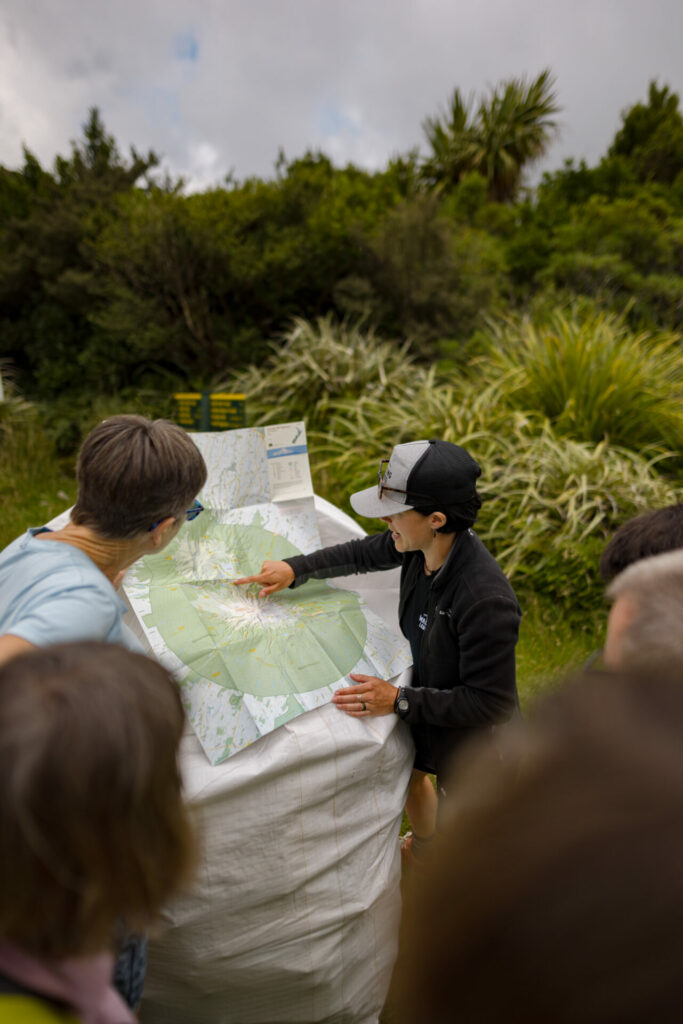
[609,81,683,185]
[0,109,157,396]
[0,78,682,405]
[422,69,560,201]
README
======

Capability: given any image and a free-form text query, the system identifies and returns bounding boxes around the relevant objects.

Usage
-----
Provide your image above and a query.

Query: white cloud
[0,0,681,187]
[183,140,222,192]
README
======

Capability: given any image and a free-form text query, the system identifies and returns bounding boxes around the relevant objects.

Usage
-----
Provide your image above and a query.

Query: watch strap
[394,687,410,718]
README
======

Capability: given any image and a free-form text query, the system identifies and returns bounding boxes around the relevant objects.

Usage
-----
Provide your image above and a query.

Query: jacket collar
[428,529,473,592]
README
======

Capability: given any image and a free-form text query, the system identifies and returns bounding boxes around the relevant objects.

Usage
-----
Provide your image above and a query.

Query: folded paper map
[124,424,412,763]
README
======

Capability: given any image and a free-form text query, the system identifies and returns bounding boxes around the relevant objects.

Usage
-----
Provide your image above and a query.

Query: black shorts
[410,723,440,777]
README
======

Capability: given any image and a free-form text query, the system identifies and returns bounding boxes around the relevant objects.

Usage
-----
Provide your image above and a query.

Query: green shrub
[309,361,678,607]
[41,387,174,455]
[473,308,683,451]
[473,425,677,605]
[221,313,681,607]
[226,315,429,431]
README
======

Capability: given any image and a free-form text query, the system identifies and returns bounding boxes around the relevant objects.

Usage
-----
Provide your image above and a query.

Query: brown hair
[599,503,683,582]
[0,643,197,958]
[412,493,483,534]
[71,415,207,539]
[396,667,683,1024]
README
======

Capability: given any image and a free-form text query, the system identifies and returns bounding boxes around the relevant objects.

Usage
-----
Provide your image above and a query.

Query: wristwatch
[394,687,410,719]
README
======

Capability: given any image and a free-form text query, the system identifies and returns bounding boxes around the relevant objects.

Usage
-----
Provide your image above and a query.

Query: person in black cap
[234,439,521,858]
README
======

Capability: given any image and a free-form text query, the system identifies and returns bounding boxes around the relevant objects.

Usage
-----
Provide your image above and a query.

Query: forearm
[285,531,401,587]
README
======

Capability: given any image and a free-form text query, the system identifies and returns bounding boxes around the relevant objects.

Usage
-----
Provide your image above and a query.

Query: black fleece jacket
[285,528,521,772]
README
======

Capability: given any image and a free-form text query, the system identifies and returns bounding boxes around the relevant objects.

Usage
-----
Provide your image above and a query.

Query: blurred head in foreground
[397,667,683,1024]
[0,642,195,959]
[599,503,683,583]
[604,548,683,670]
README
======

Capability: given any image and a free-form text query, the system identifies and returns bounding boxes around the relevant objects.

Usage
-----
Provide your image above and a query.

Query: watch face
[397,697,410,715]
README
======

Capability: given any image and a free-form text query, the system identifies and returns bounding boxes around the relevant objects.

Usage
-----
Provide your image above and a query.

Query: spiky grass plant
[0,361,34,434]
[474,425,677,603]
[474,309,683,452]
[225,315,428,430]
[311,384,677,607]
[218,312,680,606]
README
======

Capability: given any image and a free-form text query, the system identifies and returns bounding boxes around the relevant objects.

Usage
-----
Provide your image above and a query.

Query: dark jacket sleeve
[284,530,402,587]
[404,593,521,728]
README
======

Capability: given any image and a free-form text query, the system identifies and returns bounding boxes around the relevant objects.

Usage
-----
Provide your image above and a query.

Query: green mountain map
[124,428,411,763]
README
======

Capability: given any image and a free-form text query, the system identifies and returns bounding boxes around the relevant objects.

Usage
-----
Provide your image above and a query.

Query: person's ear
[149,516,177,548]
[430,512,447,532]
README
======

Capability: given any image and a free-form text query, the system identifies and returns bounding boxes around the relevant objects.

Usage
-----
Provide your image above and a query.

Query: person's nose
[381,515,393,524]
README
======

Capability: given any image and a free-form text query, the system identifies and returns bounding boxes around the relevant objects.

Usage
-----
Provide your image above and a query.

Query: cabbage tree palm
[421,90,479,192]
[422,69,560,201]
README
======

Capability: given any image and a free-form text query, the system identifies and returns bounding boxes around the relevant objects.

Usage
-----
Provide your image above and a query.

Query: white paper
[264,421,314,501]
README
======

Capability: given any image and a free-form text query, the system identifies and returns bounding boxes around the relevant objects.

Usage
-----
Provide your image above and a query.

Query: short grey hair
[607,549,683,670]
[71,415,207,539]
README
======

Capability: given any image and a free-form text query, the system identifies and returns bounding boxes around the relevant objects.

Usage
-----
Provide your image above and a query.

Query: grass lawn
[516,589,605,706]
[0,448,76,550]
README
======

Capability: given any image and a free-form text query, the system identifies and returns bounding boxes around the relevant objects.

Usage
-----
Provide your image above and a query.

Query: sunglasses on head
[377,458,436,504]
[148,499,204,532]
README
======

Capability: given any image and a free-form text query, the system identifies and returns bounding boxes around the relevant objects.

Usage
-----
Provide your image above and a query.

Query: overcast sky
[1,0,681,192]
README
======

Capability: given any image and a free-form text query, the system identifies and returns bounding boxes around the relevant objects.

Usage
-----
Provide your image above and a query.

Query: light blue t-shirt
[0,529,140,651]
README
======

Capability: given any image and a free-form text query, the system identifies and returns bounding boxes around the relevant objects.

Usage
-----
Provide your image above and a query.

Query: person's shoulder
[461,529,504,569]
[0,530,35,564]
[0,533,65,592]
[454,531,519,603]
[6,540,107,595]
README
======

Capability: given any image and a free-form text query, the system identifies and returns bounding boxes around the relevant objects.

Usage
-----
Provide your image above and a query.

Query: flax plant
[475,309,683,452]
[311,373,677,606]
[474,426,678,603]
[225,315,427,430]
[223,313,680,605]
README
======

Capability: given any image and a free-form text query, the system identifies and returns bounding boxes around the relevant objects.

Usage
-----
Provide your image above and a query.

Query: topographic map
[124,425,412,764]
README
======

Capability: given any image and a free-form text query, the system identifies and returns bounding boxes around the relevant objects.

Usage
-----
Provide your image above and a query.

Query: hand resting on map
[232,560,295,597]
[332,674,397,717]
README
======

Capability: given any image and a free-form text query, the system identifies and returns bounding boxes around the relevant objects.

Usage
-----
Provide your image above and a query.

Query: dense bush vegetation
[1,78,682,405]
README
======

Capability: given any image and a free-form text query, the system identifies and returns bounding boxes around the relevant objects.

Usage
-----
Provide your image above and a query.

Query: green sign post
[173,392,246,431]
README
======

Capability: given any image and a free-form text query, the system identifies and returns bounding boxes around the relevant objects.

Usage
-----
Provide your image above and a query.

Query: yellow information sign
[173,392,246,431]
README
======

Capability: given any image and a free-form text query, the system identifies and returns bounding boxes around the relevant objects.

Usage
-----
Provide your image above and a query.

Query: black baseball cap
[350,439,481,518]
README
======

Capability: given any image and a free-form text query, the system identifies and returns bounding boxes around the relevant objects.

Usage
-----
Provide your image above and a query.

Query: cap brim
[350,485,414,518]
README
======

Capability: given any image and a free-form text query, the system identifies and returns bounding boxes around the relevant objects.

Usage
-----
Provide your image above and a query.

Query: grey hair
[606,549,683,670]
